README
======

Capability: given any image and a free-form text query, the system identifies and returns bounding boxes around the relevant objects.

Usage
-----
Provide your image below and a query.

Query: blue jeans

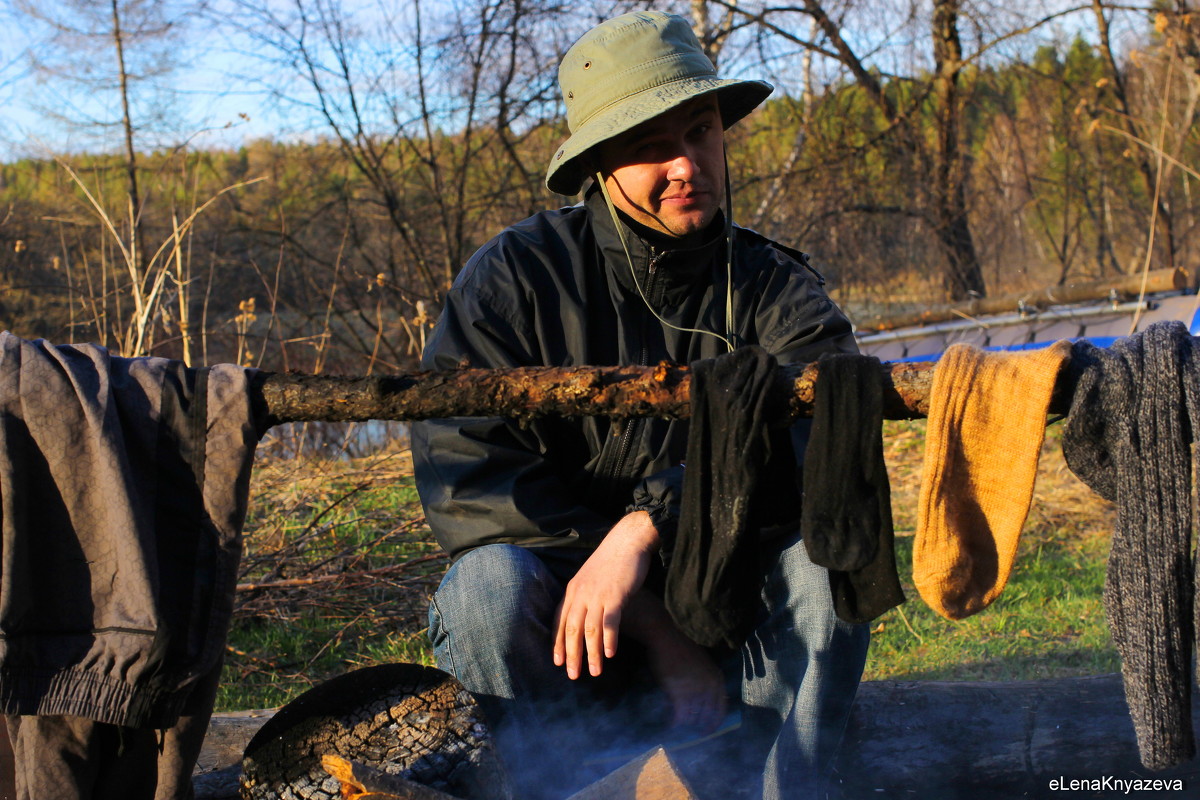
[428,532,869,800]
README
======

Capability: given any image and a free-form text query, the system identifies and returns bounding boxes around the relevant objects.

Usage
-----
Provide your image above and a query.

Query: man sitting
[413,11,868,799]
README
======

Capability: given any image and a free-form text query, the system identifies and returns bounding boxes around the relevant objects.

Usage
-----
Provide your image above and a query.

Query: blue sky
[0,0,1143,162]
[0,0,316,159]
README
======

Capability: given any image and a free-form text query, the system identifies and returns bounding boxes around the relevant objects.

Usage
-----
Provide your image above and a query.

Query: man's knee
[428,544,563,660]
[428,544,566,698]
[435,544,559,615]
[755,533,870,667]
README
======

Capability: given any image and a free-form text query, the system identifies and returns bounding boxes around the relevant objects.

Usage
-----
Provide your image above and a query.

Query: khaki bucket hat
[545,11,773,196]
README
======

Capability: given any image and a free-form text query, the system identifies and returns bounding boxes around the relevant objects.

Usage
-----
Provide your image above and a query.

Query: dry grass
[217,429,442,711]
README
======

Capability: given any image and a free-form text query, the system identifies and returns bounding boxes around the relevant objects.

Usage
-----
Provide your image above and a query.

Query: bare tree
[1090,0,1180,271]
[218,0,569,369]
[5,0,234,359]
[691,0,738,66]
[10,0,202,276]
[710,0,986,297]
[702,0,1105,300]
[928,0,984,298]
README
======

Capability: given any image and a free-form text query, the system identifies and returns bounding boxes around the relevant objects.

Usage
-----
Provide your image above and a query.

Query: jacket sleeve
[757,249,858,364]
[411,249,612,563]
[627,461,683,548]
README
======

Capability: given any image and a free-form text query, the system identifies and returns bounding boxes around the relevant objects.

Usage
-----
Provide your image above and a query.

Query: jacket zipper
[647,248,663,280]
[606,248,662,498]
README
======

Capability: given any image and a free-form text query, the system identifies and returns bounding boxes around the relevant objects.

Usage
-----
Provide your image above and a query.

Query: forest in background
[0,0,1198,375]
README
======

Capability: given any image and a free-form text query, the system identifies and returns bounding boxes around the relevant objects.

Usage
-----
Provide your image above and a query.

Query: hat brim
[545,77,773,196]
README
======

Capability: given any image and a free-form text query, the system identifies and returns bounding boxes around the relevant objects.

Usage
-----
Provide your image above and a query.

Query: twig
[236,553,447,593]
[1129,51,1175,335]
[897,604,924,645]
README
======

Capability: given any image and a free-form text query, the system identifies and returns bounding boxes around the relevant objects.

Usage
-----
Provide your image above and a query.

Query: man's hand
[553,510,658,680]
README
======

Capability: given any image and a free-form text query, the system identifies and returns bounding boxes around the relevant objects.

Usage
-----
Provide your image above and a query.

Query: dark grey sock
[1062,321,1197,771]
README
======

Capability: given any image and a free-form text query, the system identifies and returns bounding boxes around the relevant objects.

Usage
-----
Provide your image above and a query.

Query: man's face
[595,96,725,240]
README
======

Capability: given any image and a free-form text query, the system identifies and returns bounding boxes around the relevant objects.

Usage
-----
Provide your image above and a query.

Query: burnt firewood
[239,664,510,800]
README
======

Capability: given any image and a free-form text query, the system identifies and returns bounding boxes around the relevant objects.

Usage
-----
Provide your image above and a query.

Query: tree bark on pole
[254,359,1078,428]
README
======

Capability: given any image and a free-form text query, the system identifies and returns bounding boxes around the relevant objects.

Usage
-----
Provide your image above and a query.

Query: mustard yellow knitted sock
[914,340,1072,620]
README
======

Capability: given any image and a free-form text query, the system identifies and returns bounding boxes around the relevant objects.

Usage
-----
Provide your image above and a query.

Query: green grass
[862,420,1119,682]
[216,440,441,711]
[216,419,1121,710]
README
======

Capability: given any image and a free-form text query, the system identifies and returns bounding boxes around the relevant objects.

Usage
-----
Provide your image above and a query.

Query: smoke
[481,685,762,800]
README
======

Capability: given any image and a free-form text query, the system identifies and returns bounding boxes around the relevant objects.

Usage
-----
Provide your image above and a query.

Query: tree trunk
[690,0,734,67]
[109,0,146,292]
[752,17,820,232]
[931,0,986,299]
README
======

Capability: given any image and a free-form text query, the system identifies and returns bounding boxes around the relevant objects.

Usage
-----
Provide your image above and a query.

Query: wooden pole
[256,358,1073,427]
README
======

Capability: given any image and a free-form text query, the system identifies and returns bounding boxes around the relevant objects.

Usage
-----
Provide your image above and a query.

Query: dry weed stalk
[55,159,264,358]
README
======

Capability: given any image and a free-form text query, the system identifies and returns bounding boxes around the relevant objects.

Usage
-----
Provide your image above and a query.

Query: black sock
[666,347,779,650]
[802,352,904,622]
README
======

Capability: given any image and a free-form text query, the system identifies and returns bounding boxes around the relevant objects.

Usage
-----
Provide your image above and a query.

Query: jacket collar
[585,186,725,302]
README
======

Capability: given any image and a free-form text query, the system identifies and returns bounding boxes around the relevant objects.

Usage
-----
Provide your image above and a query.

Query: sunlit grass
[216,432,441,711]
[862,421,1119,682]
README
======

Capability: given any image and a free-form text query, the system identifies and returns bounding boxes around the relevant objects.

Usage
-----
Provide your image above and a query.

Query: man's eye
[636,142,669,159]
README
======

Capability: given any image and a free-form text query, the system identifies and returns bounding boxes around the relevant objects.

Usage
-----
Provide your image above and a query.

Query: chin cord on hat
[594,155,738,353]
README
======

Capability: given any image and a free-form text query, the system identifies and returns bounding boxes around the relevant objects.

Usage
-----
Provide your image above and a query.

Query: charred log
[239,664,510,800]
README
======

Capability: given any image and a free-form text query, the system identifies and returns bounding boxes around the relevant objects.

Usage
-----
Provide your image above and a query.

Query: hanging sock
[914,340,1072,621]
[666,346,781,650]
[802,352,904,623]
[1062,322,1197,771]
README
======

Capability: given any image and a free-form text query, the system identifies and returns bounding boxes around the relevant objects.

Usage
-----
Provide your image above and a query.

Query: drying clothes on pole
[801,352,905,623]
[665,346,788,650]
[914,340,1072,621]
[1061,322,1197,771]
[0,333,264,799]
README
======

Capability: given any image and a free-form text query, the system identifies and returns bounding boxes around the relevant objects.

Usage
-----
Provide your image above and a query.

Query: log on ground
[856,267,1190,333]
[832,674,1200,798]
[194,674,1200,799]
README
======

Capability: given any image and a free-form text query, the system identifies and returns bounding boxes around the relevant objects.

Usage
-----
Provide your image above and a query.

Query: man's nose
[665,151,698,182]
